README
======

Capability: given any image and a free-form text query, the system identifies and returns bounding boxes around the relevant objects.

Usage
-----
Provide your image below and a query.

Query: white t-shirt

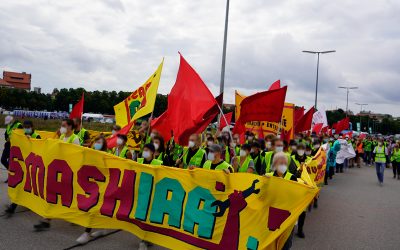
[62,136,80,145]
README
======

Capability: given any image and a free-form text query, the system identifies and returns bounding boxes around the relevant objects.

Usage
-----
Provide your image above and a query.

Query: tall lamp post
[355,103,368,131]
[219,0,230,99]
[338,86,358,117]
[302,50,336,109]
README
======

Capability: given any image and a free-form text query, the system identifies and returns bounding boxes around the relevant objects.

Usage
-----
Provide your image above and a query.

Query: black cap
[143,143,155,153]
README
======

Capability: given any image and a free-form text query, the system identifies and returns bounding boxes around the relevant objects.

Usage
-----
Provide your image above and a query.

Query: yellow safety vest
[203,160,234,172]
[60,133,79,144]
[183,147,206,169]
[375,146,386,163]
[265,171,293,180]
[137,158,163,165]
[112,146,129,159]
[235,156,252,173]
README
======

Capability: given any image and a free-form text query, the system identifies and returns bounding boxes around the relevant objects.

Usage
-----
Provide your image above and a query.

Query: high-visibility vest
[265,171,293,180]
[391,149,400,162]
[60,133,79,144]
[374,146,386,163]
[156,152,164,161]
[235,156,252,173]
[356,143,364,153]
[137,158,163,165]
[224,146,230,162]
[264,151,291,173]
[291,155,310,170]
[6,122,22,140]
[75,128,87,145]
[235,146,241,156]
[203,160,233,172]
[112,146,129,159]
[31,132,40,139]
[183,147,206,168]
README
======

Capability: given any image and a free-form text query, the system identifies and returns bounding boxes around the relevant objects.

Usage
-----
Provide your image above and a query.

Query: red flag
[233,86,287,135]
[321,126,329,134]
[219,112,233,130]
[69,93,84,119]
[334,117,350,134]
[294,107,305,125]
[295,107,315,133]
[268,80,281,90]
[106,121,134,149]
[343,131,353,138]
[151,53,217,145]
[312,123,324,134]
[280,127,292,144]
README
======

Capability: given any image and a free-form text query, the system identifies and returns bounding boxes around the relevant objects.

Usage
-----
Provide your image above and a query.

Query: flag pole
[216,103,236,156]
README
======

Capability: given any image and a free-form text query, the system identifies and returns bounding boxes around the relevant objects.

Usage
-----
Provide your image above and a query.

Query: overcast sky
[1,0,399,115]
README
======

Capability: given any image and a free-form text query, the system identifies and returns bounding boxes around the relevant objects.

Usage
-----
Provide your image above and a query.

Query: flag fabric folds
[151,53,217,145]
[295,107,315,133]
[312,123,324,134]
[114,60,163,127]
[268,79,281,90]
[233,87,287,134]
[219,112,233,130]
[294,107,305,126]
[334,117,350,134]
[69,93,84,120]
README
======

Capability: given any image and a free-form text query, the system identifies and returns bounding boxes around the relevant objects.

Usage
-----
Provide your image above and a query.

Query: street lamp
[219,0,230,100]
[338,86,358,116]
[355,103,368,131]
[302,50,336,109]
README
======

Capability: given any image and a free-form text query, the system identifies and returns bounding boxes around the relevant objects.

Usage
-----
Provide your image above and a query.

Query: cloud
[0,0,399,116]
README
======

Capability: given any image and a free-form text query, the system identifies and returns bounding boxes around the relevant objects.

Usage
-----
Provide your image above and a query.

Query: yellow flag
[114,60,163,127]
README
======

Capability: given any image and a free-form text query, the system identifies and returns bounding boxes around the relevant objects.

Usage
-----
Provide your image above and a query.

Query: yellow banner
[9,133,317,250]
[114,60,163,127]
[235,91,294,138]
[304,147,327,186]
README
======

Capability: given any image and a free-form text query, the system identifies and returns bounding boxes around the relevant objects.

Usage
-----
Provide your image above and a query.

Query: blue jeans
[375,162,385,183]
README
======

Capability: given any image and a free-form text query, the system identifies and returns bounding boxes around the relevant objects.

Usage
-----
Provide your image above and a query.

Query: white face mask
[297,150,305,156]
[208,152,215,161]
[275,146,284,153]
[240,149,247,157]
[188,141,195,148]
[266,141,272,148]
[60,127,67,134]
[116,138,124,146]
[277,164,287,174]
[142,150,151,159]
[154,143,160,150]
[207,141,213,146]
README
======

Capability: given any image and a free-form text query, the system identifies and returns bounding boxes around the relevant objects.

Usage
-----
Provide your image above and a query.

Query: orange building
[0,71,31,90]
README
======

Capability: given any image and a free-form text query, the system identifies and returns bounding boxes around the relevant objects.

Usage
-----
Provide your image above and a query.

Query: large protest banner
[304,147,327,186]
[235,91,294,138]
[9,133,317,250]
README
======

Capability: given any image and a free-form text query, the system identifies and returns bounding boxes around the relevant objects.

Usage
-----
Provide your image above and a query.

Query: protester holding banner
[177,134,206,169]
[1,116,22,175]
[152,135,170,166]
[202,144,233,172]
[137,143,163,165]
[231,144,255,173]
[72,118,90,146]
[250,142,265,175]
[59,119,80,145]
[112,134,132,159]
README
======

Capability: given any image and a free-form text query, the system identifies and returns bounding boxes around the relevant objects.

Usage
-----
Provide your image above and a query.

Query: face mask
[275,146,283,153]
[60,127,67,134]
[297,150,305,156]
[240,149,247,157]
[207,141,213,146]
[24,128,32,135]
[305,150,311,156]
[277,164,287,174]
[314,144,320,149]
[142,150,151,159]
[266,141,272,148]
[208,152,215,161]
[188,141,195,148]
[150,133,155,139]
[116,138,124,146]
[154,143,160,150]
[111,130,117,135]
[94,143,103,150]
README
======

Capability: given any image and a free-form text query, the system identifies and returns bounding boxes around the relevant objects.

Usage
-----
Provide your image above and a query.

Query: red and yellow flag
[114,60,163,127]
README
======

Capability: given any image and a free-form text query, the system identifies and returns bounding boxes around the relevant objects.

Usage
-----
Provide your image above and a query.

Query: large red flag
[295,107,315,133]
[69,93,84,119]
[268,80,281,90]
[280,127,292,144]
[334,117,350,134]
[312,123,324,134]
[106,121,134,149]
[233,86,287,134]
[219,112,233,130]
[151,53,217,145]
[294,107,305,125]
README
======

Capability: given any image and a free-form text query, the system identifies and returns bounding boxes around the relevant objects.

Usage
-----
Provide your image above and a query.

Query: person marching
[250,142,265,175]
[177,134,206,169]
[264,138,297,176]
[137,143,163,165]
[153,135,170,166]
[4,120,40,217]
[231,144,255,173]
[391,142,400,179]
[1,116,23,176]
[373,138,388,186]
[34,119,80,231]
[202,144,233,173]
[72,118,90,147]
[112,134,133,159]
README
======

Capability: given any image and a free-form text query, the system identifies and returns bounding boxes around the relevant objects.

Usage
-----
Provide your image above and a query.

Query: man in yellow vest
[373,138,388,186]
[391,143,400,180]
[112,134,132,159]
[72,118,90,147]
[202,144,233,173]
[264,138,297,176]
[177,134,206,169]
[1,115,22,173]
[137,143,163,165]
[231,144,255,173]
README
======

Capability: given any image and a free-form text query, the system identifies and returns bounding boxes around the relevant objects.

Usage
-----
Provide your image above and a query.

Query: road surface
[0,128,399,249]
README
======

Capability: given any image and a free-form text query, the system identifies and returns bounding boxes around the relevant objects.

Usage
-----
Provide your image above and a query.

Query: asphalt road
[0,128,399,249]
